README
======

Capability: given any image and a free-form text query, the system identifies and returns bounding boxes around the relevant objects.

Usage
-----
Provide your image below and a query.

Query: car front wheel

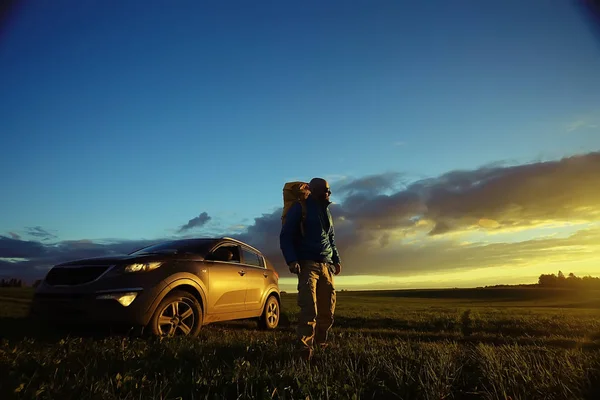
[149,290,202,337]
[258,295,280,330]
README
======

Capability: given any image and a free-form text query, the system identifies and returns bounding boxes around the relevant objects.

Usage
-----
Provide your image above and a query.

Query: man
[279,177,342,360]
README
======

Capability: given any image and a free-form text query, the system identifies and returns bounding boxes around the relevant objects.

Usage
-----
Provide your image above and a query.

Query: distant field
[1,287,599,399]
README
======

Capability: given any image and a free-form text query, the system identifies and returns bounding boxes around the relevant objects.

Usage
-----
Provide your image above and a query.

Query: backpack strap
[299,200,307,236]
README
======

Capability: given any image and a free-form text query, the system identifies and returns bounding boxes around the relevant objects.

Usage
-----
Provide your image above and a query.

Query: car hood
[54,254,161,267]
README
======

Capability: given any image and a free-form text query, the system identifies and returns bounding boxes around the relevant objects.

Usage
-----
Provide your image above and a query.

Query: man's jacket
[280,195,341,265]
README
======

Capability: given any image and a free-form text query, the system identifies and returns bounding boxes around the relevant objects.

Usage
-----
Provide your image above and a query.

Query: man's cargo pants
[296,260,336,350]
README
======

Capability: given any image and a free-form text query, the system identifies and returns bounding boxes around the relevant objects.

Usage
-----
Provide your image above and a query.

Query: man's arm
[329,223,341,265]
[280,202,301,265]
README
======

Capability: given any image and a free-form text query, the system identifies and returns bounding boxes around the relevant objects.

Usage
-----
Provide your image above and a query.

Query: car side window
[209,245,241,263]
[241,248,263,268]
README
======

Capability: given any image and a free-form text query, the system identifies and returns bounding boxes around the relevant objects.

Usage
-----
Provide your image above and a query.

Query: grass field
[1,287,600,399]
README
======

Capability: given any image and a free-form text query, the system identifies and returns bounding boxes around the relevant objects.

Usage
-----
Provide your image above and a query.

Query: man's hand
[334,263,342,275]
[288,261,300,275]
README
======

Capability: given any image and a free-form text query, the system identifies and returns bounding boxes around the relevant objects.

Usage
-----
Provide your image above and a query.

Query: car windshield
[129,239,218,256]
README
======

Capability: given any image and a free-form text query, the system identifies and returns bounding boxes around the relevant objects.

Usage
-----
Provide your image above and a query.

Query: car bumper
[30,279,168,327]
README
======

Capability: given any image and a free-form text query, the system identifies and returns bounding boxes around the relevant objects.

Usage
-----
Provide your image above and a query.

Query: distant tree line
[0,278,23,287]
[538,271,600,289]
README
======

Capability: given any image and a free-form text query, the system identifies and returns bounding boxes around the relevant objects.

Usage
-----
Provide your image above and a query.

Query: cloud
[419,152,600,234]
[2,151,600,285]
[0,236,160,281]
[335,172,405,196]
[333,151,600,239]
[0,236,47,258]
[322,174,348,184]
[232,215,600,280]
[428,221,451,236]
[8,232,20,240]
[227,224,248,232]
[25,226,57,241]
[2,225,599,284]
[233,151,600,276]
[566,119,599,133]
[178,212,212,233]
[346,226,600,277]
[567,120,586,132]
[379,232,391,248]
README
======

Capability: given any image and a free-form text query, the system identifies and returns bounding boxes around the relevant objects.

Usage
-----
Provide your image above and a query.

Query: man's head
[309,178,331,203]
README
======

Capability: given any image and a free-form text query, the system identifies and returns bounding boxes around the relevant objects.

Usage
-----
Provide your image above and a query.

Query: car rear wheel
[149,290,202,337]
[258,295,280,330]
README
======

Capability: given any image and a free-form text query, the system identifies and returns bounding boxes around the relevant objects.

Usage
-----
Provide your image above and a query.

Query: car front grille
[34,292,88,300]
[45,266,111,286]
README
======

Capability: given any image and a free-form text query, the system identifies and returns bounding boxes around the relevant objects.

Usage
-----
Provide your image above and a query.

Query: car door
[205,244,246,314]
[241,247,269,312]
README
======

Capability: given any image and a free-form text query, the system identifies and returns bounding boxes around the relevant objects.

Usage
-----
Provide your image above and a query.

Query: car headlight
[124,262,162,273]
[96,292,138,307]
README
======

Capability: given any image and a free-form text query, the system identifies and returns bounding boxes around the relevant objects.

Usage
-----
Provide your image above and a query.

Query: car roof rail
[220,237,262,254]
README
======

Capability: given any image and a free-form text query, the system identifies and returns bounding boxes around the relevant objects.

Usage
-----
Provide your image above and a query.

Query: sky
[1,0,600,292]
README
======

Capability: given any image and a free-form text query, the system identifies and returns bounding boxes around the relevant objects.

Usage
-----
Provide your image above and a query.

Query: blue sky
[1,1,600,288]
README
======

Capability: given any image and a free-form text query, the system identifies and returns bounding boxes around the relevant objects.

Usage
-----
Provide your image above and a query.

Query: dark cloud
[8,232,20,240]
[335,172,404,196]
[1,225,599,283]
[0,236,47,258]
[379,233,391,248]
[429,152,600,229]
[339,191,425,230]
[428,221,451,236]
[2,152,599,283]
[0,237,159,283]
[235,151,600,276]
[25,226,58,241]
[338,151,600,238]
[232,211,283,263]
[178,212,212,233]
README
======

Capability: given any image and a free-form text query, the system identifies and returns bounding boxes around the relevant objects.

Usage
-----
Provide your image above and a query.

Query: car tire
[148,290,203,338]
[258,295,280,330]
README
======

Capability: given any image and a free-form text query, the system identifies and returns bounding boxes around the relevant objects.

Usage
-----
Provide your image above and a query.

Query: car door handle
[238,270,246,276]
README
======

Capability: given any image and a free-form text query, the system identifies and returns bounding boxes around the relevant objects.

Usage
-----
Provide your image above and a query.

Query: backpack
[282,181,310,236]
